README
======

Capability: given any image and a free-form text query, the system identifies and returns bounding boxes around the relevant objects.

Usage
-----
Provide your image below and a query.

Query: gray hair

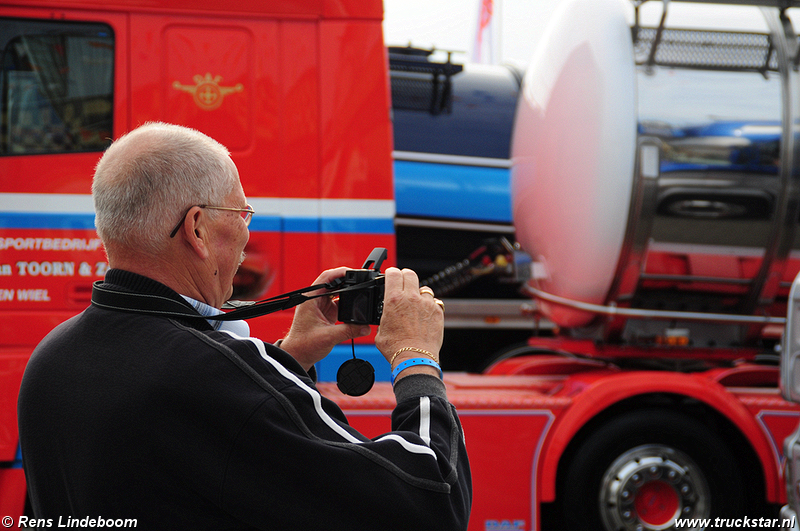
[92,122,236,255]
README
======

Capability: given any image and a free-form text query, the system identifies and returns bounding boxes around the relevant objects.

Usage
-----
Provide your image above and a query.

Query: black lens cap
[336,358,375,396]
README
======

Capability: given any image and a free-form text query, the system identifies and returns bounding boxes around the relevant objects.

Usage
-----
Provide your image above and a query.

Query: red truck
[0,0,394,522]
[3,0,800,530]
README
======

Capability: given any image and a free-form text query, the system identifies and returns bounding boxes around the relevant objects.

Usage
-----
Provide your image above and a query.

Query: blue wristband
[391,357,442,384]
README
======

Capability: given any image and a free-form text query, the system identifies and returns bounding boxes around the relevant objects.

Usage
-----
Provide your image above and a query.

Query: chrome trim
[605,138,662,320]
[394,216,515,233]
[393,150,511,169]
[439,298,554,330]
[741,8,800,315]
[524,284,786,325]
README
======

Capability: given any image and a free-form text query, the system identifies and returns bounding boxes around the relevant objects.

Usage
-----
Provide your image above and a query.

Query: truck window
[0,19,113,155]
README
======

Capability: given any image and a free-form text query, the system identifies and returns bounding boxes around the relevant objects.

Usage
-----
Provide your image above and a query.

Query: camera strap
[91,278,382,396]
[90,278,381,322]
[91,244,389,397]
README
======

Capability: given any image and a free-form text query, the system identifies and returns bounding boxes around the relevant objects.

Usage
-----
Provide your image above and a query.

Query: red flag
[473,0,497,63]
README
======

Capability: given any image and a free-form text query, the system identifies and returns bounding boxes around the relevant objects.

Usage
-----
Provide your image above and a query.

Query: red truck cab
[0,0,394,518]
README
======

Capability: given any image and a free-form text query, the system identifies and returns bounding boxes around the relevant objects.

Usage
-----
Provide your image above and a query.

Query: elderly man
[18,122,471,529]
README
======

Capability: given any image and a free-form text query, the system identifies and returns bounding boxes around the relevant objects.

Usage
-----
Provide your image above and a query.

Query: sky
[382,0,560,69]
[381,0,800,69]
[381,0,800,129]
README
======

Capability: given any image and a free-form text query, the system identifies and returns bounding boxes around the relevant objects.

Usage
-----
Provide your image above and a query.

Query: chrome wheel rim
[599,444,711,530]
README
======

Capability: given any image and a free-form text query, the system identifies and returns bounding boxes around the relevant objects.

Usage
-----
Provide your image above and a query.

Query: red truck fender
[536,369,783,503]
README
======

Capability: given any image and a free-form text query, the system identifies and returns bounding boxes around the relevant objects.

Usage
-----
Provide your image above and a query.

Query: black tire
[558,408,747,531]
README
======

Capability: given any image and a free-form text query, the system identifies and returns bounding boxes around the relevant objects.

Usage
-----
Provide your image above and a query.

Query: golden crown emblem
[172,73,243,111]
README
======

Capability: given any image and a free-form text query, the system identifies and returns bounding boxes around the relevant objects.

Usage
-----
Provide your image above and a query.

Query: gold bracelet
[390,346,438,365]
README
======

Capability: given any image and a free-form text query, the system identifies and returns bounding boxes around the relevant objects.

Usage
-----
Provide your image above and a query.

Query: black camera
[335,247,387,325]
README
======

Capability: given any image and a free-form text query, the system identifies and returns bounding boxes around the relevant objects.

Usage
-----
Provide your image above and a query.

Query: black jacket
[18,269,471,530]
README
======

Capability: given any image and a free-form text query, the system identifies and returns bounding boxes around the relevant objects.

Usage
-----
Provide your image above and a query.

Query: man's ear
[178,207,210,259]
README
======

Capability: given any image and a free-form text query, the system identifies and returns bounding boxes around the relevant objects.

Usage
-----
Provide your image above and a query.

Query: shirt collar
[180,295,250,337]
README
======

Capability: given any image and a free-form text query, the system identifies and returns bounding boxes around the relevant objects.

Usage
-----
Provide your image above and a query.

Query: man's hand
[375,267,444,381]
[280,267,371,371]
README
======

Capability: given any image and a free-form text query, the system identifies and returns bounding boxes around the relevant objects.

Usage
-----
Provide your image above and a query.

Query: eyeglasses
[169,204,255,238]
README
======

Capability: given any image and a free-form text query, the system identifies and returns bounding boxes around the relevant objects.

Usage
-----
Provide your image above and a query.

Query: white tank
[512,0,637,328]
[512,0,798,332]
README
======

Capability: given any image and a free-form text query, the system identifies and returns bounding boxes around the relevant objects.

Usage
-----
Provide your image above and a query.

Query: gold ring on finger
[419,286,435,297]
[435,298,445,311]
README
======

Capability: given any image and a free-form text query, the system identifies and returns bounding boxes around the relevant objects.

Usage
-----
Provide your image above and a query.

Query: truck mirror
[782,272,800,403]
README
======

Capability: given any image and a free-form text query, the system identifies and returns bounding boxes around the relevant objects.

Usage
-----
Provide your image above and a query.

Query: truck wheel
[559,408,746,531]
